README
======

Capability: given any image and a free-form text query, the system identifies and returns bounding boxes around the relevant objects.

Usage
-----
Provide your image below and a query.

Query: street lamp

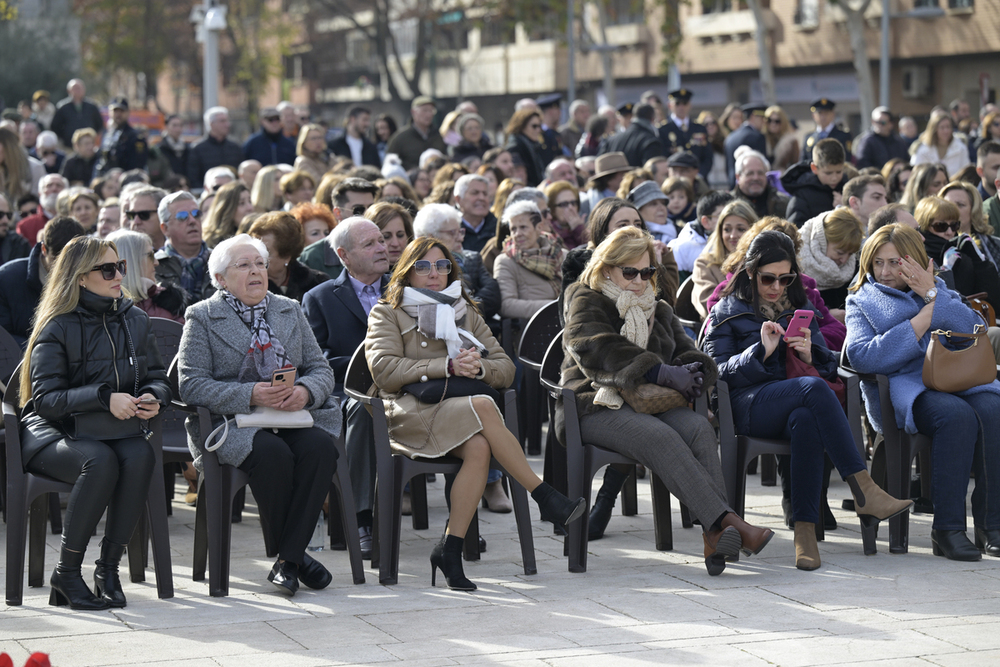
[191,2,228,114]
[879,1,945,108]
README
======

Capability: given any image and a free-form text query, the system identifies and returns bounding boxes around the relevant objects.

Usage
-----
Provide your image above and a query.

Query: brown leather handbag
[922,325,997,393]
[620,383,690,414]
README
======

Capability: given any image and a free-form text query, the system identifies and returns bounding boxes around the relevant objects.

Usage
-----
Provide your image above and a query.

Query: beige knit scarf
[592,280,657,409]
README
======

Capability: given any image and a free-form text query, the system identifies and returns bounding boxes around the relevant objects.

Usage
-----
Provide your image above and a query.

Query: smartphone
[784,309,814,341]
[271,368,297,388]
[138,397,161,404]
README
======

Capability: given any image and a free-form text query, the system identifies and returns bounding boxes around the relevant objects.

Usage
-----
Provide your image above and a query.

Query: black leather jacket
[20,288,170,463]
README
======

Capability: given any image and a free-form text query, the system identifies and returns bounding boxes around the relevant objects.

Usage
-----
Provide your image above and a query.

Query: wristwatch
[923,287,937,304]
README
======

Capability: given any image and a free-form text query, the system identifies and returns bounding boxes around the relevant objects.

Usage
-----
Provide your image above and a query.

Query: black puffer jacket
[20,289,171,463]
[780,161,847,226]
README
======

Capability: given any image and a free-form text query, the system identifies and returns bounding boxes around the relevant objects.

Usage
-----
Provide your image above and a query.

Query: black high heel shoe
[931,529,982,561]
[50,546,109,611]
[975,526,1000,557]
[531,482,586,531]
[430,535,476,591]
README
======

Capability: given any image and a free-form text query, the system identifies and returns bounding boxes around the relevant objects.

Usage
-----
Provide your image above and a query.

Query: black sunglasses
[930,221,960,233]
[263,115,280,122]
[91,260,127,280]
[0,211,10,221]
[21,207,37,217]
[758,272,797,287]
[126,209,157,221]
[350,203,368,216]
[413,259,452,276]
[618,266,656,281]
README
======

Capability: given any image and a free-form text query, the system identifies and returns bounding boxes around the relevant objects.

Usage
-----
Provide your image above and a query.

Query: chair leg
[410,474,429,530]
[650,474,673,551]
[327,485,346,550]
[231,487,245,523]
[5,491,28,605]
[127,514,146,583]
[463,512,481,561]
[621,468,638,516]
[504,472,537,575]
[331,462,365,584]
[28,494,48,588]
[192,482,207,581]
[48,492,62,534]
[760,454,777,486]
[205,471,232,596]
[680,502,693,529]
[145,449,174,599]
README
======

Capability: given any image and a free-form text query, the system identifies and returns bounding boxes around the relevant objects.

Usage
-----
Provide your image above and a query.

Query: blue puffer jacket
[845,275,1000,434]
[701,293,837,432]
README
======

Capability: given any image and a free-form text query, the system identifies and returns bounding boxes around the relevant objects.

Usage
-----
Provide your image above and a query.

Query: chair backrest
[149,317,184,371]
[539,330,564,394]
[518,300,561,365]
[3,363,24,473]
[0,323,22,391]
[673,276,702,324]
[344,342,373,402]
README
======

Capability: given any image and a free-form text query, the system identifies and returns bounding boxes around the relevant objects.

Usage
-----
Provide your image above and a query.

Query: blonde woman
[251,165,283,212]
[294,123,331,185]
[911,113,970,177]
[764,106,800,173]
[0,127,32,202]
[691,199,757,318]
[796,207,864,309]
[940,180,1000,266]
[202,181,254,248]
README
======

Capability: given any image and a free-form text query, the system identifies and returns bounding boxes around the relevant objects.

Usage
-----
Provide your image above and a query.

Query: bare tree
[838,0,875,124]
[746,0,776,106]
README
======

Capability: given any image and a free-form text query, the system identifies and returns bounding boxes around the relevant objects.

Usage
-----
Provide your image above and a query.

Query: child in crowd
[782,138,849,226]
[663,176,697,234]
[668,190,734,280]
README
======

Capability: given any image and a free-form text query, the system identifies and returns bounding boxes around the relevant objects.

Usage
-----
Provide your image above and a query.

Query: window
[605,0,644,25]
[947,0,973,9]
[389,18,418,58]
[795,0,820,27]
[702,0,733,14]
[913,0,939,8]
[479,16,515,47]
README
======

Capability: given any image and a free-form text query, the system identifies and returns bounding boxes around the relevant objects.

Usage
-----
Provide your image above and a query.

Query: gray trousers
[345,398,375,515]
[579,404,731,527]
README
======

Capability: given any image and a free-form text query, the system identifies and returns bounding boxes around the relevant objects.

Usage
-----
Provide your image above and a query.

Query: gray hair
[158,190,197,227]
[501,200,541,227]
[871,106,891,122]
[544,158,574,181]
[329,216,377,254]
[203,106,229,131]
[39,173,69,191]
[569,99,590,115]
[106,229,153,300]
[129,186,167,210]
[734,148,770,176]
[453,173,488,199]
[208,233,269,290]
[505,187,545,210]
[413,203,461,239]
[203,165,236,190]
[36,131,58,149]
[276,101,294,113]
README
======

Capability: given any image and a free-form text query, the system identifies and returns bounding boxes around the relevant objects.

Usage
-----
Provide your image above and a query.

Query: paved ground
[3,458,1000,667]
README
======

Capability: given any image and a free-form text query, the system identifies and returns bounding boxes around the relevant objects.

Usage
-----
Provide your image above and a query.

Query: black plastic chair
[674,276,703,333]
[517,300,560,456]
[344,344,537,585]
[5,364,174,605]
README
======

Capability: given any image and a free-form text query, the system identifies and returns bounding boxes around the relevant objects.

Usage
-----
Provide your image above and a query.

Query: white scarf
[400,282,486,358]
[799,213,857,291]
[592,281,657,409]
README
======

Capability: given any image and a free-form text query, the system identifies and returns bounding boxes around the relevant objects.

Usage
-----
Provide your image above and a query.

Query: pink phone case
[784,309,814,340]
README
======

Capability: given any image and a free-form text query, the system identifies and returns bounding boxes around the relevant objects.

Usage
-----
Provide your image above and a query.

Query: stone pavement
[3,459,1000,667]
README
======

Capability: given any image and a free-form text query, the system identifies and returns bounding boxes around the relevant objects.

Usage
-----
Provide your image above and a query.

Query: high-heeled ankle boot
[794,522,821,571]
[975,526,1000,557]
[588,466,630,541]
[93,539,127,608]
[702,526,742,576]
[846,470,914,528]
[430,535,476,591]
[531,482,586,530]
[932,529,981,561]
[50,545,109,610]
[721,513,775,557]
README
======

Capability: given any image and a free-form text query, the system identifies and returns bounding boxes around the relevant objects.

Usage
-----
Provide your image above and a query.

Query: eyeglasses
[0,211,10,221]
[617,266,656,281]
[528,123,541,130]
[442,226,466,238]
[230,259,268,272]
[146,250,156,261]
[21,207,37,217]
[539,208,552,219]
[91,260,127,280]
[349,203,369,216]
[930,220,960,233]
[767,118,782,124]
[413,259,452,276]
[757,272,797,287]
[173,209,201,222]
[555,200,580,209]
[263,116,280,122]
[126,209,157,221]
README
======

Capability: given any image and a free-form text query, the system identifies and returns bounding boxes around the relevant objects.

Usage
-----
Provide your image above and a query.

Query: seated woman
[290,202,338,247]
[20,236,170,609]
[294,123,331,185]
[899,162,948,211]
[796,207,864,311]
[546,180,589,249]
[106,229,186,323]
[940,181,1000,267]
[494,200,566,321]
[202,181,255,248]
[560,226,774,574]
[365,201,414,272]
[692,199,757,319]
[247,212,329,303]
[279,170,317,211]
[251,165,283,213]
[364,237,585,590]
[703,231,912,570]
[178,234,341,595]
[845,223,1000,560]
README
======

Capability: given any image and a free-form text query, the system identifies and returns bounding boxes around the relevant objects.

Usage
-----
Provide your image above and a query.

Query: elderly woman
[19,236,169,609]
[941,181,1000,267]
[494,200,565,320]
[504,109,546,187]
[703,231,912,570]
[364,201,413,270]
[202,181,255,248]
[451,113,493,164]
[106,229,186,322]
[845,224,1000,560]
[294,123,331,185]
[68,190,100,233]
[364,237,585,590]
[796,207,864,310]
[247,212,329,303]
[692,199,757,318]
[178,234,341,595]
[545,180,588,249]
[280,170,316,210]
[560,226,774,573]
[912,113,970,177]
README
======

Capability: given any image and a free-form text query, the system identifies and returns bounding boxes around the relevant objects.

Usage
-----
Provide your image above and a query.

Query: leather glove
[644,363,705,401]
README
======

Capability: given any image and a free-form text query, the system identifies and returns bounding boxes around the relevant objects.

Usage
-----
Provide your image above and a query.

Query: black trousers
[27,436,155,552]
[239,427,338,564]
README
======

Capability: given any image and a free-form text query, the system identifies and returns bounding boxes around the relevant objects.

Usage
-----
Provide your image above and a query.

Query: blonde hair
[851,223,929,292]
[580,226,657,293]
[296,123,326,157]
[722,215,802,275]
[823,208,864,255]
[20,237,118,406]
[914,196,960,232]
[704,199,758,267]
[202,181,249,247]
[106,229,152,300]
[939,181,992,235]
[250,165,282,212]
[919,112,954,149]
[491,177,524,219]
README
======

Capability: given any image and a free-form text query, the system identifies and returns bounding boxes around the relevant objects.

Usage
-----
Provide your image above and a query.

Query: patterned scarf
[591,281,657,410]
[758,293,793,323]
[166,242,209,297]
[503,233,563,294]
[222,291,292,382]
[400,282,486,358]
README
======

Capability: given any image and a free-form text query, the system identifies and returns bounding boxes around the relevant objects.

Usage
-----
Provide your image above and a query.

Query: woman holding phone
[702,231,912,570]
[19,236,170,610]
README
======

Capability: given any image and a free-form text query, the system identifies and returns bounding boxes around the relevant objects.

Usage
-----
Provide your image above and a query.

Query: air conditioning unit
[902,65,932,99]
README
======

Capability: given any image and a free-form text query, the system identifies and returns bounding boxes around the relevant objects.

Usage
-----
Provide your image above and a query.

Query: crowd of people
[5,77,1000,608]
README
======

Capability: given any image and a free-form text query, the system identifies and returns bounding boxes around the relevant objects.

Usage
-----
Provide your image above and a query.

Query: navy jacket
[302,270,389,393]
[724,123,767,188]
[329,134,381,167]
[188,135,243,190]
[853,130,909,170]
[780,161,847,226]
[659,119,713,178]
[0,242,44,348]
[599,119,663,167]
[461,212,498,254]
[243,128,296,167]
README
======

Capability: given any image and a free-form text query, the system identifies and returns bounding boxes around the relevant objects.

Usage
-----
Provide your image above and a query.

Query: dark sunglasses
[528,123,541,130]
[263,115,280,122]
[21,207,37,217]
[126,209,157,221]
[413,259,452,276]
[618,266,656,281]
[767,118,782,124]
[555,200,579,209]
[0,211,10,221]
[350,203,368,216]
[930,221,960,233]
[758,272,797,287]
[174,209,201,222]
[91,260,127,280]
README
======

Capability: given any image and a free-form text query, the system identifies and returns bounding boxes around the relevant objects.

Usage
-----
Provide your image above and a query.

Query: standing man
[242,106,296,166]
[453,174,496,252]
[97,97,147,174]
[278,101,300,140]
[535,93,566,165]
[329,107,381,167]
[800,98,852,163]
[188,106,243,193]
[159,114,190,177]
[385,96,448,171]
[724,103,767,188]
[50,79,104,148]
[599,103,663,167]
[659,89,712,179]
[853,106,910,170]
[155,191,214,303]
[559,100,590,156]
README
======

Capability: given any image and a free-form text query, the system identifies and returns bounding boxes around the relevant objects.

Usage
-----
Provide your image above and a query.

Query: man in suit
[801,98,852,163]
[303,218,390,559]
[598,103,663,167]
[724,103,767,188]
[658,89,712,179]
[535,93,567,165]
[329,106,381,167]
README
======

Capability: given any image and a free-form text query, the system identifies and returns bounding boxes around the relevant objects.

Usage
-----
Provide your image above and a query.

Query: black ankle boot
[50,545,109,610]
[430,535,476,591]
[531,482,586,531]
[94,539,128,608]
[589,467,630,541]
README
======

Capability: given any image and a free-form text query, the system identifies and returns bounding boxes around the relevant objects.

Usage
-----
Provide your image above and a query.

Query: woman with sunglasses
[544,180,588,249]
[916,196,1000,309]
[763,106,800,174]
[940,181,1000,267]
[561,226,775,574]
[845,223,1000,560]
[364,236,585,591]
[503,108,546,187]
[19,236,170,609]
[702,231,912,570]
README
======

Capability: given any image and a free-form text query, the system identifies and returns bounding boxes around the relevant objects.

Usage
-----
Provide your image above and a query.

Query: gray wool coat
[177,291,341,469]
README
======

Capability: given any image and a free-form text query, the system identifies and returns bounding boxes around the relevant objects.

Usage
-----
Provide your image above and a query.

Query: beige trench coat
[691,253,726,319]
[364,301,515,458]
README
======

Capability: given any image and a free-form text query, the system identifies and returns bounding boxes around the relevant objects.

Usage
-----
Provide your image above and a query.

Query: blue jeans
[748,377,866,524]
[912,390,1000,532]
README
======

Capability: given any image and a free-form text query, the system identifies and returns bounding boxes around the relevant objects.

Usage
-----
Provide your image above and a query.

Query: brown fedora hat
[592,152,632,180]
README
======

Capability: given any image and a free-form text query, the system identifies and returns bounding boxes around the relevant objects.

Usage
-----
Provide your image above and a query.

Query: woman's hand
[652,240,667,265]
[134,393,161,419]
[110,393,140,420]
[785,328,813,365]
[251,382,293,408]
[277,386,309,411]
[898,255,936,299]
[566,209,585,229]
[760,321,785,360]
[452,348,482,379]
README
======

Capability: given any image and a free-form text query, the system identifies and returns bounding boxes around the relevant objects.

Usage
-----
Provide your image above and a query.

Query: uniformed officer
[800,97,852,163]
[658,88,712,179]
[98,96,147,175]
[535,92,568,165]
[723,103,767,188]
[617,102,634,132]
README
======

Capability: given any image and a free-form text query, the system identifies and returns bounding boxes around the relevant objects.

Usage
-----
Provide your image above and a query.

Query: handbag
[619,383,690,414]
[922,325,996,393]
[204,407,314,452]
[965,292,996,327]
[402,376,501,404]
[67,412,150,441]
[784,348,847,410]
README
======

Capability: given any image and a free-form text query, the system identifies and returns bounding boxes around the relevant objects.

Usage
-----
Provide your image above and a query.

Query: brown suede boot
[721,512,775,557]
[847,470,914,527]
[795,522,821,571]
[703,526,742,576]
